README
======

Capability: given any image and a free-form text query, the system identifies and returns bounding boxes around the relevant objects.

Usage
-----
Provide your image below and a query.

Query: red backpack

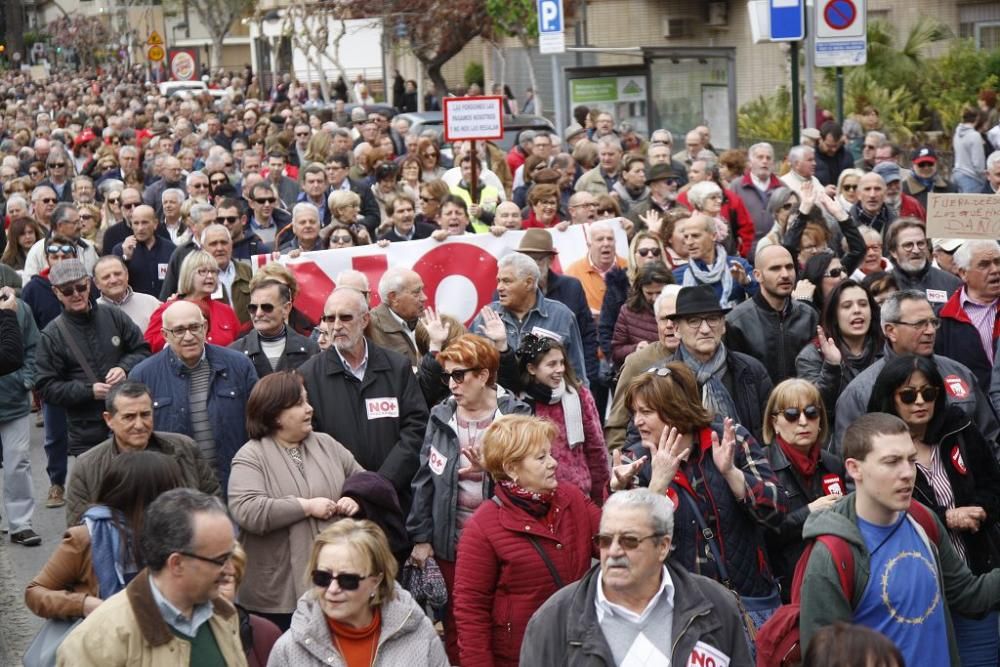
[755,501,941,667]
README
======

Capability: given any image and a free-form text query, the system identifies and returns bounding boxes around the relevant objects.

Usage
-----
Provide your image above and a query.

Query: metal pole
[835,67,844,124]
[791,41,800,147]
[551,55,566,137]
[804,2,815,130]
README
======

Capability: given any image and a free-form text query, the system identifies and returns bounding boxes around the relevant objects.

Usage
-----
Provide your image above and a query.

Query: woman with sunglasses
[417,137,447,182]
[98,180,126,231]
[416,179,449,225]
[836,168,864,211]
[228,371,365,632]
[755,187,800,252]
[77,203,103,251]
[868,354,1000,665]
[27,161,46,186]
[454,414,600,667]
[206,169,230,198]
[594,194,621,220]
[269,519,448,666]
[800,251,848,316]
[761,379,847,601]
[408,334,530,664]
[613,363,785,629]
[796,279,882,415]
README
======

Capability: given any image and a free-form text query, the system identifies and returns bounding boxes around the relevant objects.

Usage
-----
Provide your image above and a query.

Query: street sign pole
[538,0,566,130]
[805,2,815,130]
[768,0,805,146]
[836,67,844,124]
[791,41,800,147]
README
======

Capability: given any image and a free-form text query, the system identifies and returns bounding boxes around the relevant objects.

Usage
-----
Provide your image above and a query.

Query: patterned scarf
[498,479,556,518]
[676,342,740,424]
[682,245,735,308]
[522,379,585,449]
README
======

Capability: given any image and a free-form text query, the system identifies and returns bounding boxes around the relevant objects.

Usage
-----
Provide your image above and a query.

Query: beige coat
[368,302,425,367]
[227,432,364,614]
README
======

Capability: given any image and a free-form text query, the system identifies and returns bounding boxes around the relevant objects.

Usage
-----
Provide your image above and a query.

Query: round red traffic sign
[823,0,856,30]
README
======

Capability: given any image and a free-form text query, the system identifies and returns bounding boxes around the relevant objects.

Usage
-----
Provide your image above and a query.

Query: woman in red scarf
[762,378,849,601]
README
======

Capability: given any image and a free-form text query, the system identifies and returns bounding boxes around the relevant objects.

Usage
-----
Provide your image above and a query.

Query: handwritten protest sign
[927,193,1000,240]
[252,221,629,326]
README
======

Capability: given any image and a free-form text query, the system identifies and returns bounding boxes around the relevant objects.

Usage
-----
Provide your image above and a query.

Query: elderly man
[58,489,244,665]
[35,259,150,463]
[936,240,1000,394]
[129,300,258,491]
[492,200,524,231]
[725,245,818,385]
[160,188,187,244]
[834,290,999,450]
[732,142,783,251]
[94,255,162,332]
[903,145,955,208]
[647,136,689,186]
[369,267,428,366]
[885,219,962,311]
[298,287,428,506]
[780,145,824,195]
[520,488,752,666]
[159,202,217,300]
[872,162,926,221]
[575,137,623,197]
[100,187,144,256]
[30,185,58,234]
[113,204,176,298]
[565,220,627,320]
[848,171,898,233]
[855,131,886,172]
[200,223,252,324]
[567,191,599,225]
[985,151,1000,194]
[64,381,220,525]
[472,252,589,382]
[23,202,100,277]
[673,130,705,168]
[142,156,184,216]
[71,176,95,205]
[627,163,681,226]
[229,279,318,377]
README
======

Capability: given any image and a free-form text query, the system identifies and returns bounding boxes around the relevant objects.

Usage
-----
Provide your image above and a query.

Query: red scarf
[498,479,556,519]
[776,435,820,481]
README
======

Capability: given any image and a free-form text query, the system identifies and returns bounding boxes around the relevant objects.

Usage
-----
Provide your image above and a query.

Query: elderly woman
[268,520,449,665]
[615,362,785,628]
[328,190,373,244]
[144,250,241,352]
[25,451,183,619]
[408,334,530,664]
[851,224,893,280]
[755,187,800,252]
[228,371,365,631]
[611,262,674,366]
[599,231,669,360]
[657,208,692,269]
[868,355,1000,665]
[673,213,756,308]
[416,308,472,406]
[522,183,562,229]
[681,179,754,258]
[217,543,283,667]
[761,379,847,600]
[5,193,30,226]
[417,178,450,225]
[279,202,328,254]
[454,415,600,666]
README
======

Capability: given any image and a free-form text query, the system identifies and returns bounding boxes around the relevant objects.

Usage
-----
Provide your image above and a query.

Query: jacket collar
[164,344,228,375]
[740,172,782,190]
[940,286,1000,338]
[320,338,391,377]
[125,568,235,648]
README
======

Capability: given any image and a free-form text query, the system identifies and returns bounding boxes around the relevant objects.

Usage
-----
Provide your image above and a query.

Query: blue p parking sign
[537,0,566,54]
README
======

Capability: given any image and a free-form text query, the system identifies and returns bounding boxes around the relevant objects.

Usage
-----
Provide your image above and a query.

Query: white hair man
[780,145,824,195]
[369,267,428,365]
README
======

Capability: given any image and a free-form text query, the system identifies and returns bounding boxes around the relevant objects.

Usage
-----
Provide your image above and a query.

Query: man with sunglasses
[725,245,818,385]
[520,487,752,666]
[22,202,100,279]
[247,182,289,247]
[30,184,58,234]
[229,279,318,378]
[35,258,151,462]
[58,488,245,665]
[216,197,269,261]
[834,289,999,452]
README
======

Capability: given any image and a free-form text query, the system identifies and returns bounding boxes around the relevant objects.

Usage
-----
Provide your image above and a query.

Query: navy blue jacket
[545,270,600,385]
[598,267,629,358]
[232,232,270,261]
[129,344,259,491]
[22,273,64,331]
[113,236,177,298]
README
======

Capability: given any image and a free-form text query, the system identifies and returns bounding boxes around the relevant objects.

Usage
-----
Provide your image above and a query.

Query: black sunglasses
[440,367,482,386]
[775,405,821,422]
[247,303,278,314]
[311,570,373,591]
[897,386,939,405]
[179,550,233,567]
[825,267,845,279]
[217,215,239,223]
[592,533,665,550]
[842,184,858,192]
[55,282,89,296]
[255,197,276,204]
[637,247,661,258]
[321,313,355,323]
[121,202,138,209]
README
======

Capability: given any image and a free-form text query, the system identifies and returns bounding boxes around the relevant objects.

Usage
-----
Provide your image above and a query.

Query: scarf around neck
[498,479,556,518]
[83,505,136,599]
[677,342,740,424]
[776,434,821,481]
[683,245,735,308]
[522,379,585,449]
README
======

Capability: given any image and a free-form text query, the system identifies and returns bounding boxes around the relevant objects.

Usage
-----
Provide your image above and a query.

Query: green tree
[166,0,253,69]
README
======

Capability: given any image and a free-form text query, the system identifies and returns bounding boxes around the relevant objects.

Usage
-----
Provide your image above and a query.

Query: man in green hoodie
[800,412,1000,666]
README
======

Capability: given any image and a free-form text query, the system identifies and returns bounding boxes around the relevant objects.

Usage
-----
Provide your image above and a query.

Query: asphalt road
[0,415,74,665]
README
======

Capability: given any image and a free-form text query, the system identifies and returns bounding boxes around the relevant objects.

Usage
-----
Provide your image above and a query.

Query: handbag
[23,618,82,667]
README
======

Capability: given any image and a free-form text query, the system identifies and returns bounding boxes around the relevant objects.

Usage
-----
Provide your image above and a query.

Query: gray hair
[292,201,320,223]
[596,136,623,153]
[603,488,675,538]
[331,286,370,314]
[589,219,614,236]
[378,267,415,301]
[162,188,186,203]
[118,145,138,158]
[749,142,774,158]
[6,193,27,211]
[653,284,682,319]
[866,131,887,147]
[765,186,798,218]
[988,151,1000,171]
[953,240,1000,271]
[687,181,723,210]
[650,129,673,145]
[335,269,370,292]
[186,170,208,188]
[201,223,231,242]
[857,224,881,244]
[189,202,216,226]
[880,289,930,330]
[141,489,229,572]
[499,252,541,283]
[788,145,814,166]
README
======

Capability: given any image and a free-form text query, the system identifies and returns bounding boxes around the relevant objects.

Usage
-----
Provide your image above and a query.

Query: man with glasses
[885,218,961,312]
[35,258,150,464]
[130,300,258,489]
[58,488,244,665]
[902,145,956,209]
[726,245,818,385]
[299,287,428,509]
[30,185,58,234]
[112,204,176,298]
[290,124,311,167]
[855,131,886,172]
[71,175,95,205]
[834,289,998,450]
[23,202,100,278]
[520,487,751,666]
[229,279,318,377]
[247,182,289,247]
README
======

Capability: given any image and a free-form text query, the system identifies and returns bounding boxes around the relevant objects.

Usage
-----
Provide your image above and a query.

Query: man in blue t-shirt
[799,412,1000,665]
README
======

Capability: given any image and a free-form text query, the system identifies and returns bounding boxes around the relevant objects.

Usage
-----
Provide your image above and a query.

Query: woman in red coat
[453,414,601,667]
[144,249,240,352]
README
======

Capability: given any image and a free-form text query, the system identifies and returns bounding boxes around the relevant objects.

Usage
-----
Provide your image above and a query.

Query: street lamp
[261,10,282,96]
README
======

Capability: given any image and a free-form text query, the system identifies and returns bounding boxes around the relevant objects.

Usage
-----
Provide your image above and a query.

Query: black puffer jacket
[725,291,818,385]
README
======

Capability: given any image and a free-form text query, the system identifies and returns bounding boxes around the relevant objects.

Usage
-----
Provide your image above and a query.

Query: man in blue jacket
[129,300,259,492]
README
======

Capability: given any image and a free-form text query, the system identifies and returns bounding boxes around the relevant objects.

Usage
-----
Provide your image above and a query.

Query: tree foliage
[46,16,111,67]
[176,0,254,69]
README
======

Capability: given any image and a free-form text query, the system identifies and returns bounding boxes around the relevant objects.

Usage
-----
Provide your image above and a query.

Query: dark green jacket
[800,492,1000,665]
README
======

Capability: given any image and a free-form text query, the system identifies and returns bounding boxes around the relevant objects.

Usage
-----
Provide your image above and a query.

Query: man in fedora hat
[627,162,681,229]
[622,284,772,443]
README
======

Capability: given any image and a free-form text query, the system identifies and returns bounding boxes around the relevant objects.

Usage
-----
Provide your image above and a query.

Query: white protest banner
[253,222,629,326]
[927,192,1000,240]
[443,96,505,142]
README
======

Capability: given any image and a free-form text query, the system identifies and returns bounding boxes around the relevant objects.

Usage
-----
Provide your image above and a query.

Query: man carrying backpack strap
[799,412,1000,667]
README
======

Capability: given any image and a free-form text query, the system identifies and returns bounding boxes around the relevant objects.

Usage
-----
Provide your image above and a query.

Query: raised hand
[476,306,508,351]
[610,448,649,492]
[421,307,450,351]
[459,445,484,475]
[639,210,663,234]
[647,426,691,495]
[800,179,816,213]
[711,418,738,476]
[816,325,842,365]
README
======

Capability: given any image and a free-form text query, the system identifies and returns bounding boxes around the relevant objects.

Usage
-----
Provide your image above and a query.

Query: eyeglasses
[311,570,374,591]
[121,202,138,209]
[841,184,858,192]
[217,215,239,223]
[440,367,482,386]
[255,197,276,204]
[592,533,665,550]
[682,314,724,329]
[211,179,228,186]
[107,197,121,204]
[179,550,233,568]
[597,208,615,215]
[38,197,57,204]
[321,312,356,323]
[224,162,234,168]
[46,244,76,255]
[896,386,940,405]
[891,317,941,330]
[49,162,66,168]
[190,182,209,189]
[163,322,206,337]
[28,171,41,177]
[899,240,928,252]
[824,267,844,279]
[637,247,661,258]
[80,215,95,221]
[196,268,220,277]
[247,303,278,314]
[331,234,354,244]
[863,144,877,150]
[55,281,88,296]
[537,200,558,208]
[571,202,598,209]
[775,405,821,422]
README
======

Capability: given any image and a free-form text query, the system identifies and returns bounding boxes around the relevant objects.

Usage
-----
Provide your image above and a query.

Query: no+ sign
[823,0,856,30]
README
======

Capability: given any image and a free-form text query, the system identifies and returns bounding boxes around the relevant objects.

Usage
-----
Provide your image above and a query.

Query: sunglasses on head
[637,247,661,258]
[775,405,821,422]
[46,244,76,255]
[311,570,372,591]
[55,282,88,297]
[247,303,278,314]
[440,367,482,386]
[897,386,939,405]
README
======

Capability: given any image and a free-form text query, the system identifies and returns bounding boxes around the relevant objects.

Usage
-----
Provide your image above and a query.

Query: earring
[369,591,376,600]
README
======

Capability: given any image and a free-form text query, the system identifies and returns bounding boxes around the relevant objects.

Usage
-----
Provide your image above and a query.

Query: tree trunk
[210,34,224,70]
[427,62,448,98]
[5,0,23,59]
[518,34,540,116]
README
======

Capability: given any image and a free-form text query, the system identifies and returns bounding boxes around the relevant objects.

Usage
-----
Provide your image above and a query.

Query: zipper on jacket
[671,609,711,655]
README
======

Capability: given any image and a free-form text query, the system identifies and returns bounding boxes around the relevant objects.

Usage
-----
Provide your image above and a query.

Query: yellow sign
[147,45,165,61]
[148,31,164,46]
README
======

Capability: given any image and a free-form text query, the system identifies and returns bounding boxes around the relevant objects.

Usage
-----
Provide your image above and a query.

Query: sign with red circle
[823,0,857,30]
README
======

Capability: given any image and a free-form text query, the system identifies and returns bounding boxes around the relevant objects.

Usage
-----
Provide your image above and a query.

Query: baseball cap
[49,258,89,287]
[933,238,964,253]
[912,145,937,165]
[873,161,901,184]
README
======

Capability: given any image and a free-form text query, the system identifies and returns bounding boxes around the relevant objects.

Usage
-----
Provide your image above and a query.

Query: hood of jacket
[801,492,867,551]
[289,587,425,649]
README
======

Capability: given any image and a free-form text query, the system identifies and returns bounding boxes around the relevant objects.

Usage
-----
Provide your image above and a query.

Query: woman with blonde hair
[268,519,448,666]
[304,131,333,164]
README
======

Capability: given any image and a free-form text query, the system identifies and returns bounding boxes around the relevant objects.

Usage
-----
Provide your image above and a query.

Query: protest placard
[927,193,1000,240]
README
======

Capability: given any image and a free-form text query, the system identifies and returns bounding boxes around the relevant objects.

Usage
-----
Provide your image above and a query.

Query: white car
[157,80,208,97]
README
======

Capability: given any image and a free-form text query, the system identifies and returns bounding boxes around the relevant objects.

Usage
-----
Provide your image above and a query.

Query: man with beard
[725,245,817,385]
[887,219,961,313]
